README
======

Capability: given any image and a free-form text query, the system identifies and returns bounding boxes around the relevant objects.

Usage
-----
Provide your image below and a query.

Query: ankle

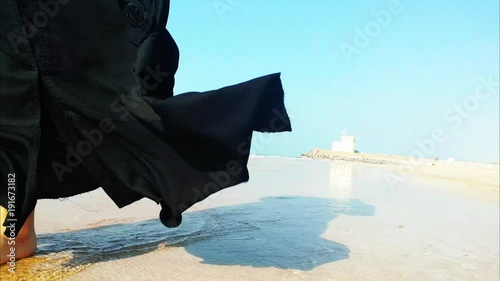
[16,227,35,241]
[15,213,36,241]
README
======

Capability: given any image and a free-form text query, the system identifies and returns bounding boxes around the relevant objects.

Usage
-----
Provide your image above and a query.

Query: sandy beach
[1,156,498,281]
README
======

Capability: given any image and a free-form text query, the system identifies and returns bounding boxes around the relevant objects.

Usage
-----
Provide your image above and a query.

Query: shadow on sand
[34,196,375,271]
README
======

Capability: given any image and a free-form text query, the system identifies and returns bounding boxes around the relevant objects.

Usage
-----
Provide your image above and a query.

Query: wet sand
[1,157,498,281]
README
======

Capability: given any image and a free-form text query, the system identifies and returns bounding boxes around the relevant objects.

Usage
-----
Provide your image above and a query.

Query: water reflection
[1,196,375,279]
[329,162,354,199]
[184,196,374,270]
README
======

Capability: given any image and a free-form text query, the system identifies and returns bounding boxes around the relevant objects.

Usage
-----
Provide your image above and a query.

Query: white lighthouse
[332,129,356,153]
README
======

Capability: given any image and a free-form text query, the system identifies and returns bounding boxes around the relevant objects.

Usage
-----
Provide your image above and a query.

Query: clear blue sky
[168,0,499,163]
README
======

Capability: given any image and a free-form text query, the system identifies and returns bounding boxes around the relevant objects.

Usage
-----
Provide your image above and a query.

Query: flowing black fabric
[0,0,291,237]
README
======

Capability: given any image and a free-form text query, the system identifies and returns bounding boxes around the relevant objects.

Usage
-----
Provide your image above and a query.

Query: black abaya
[0,0,291,237]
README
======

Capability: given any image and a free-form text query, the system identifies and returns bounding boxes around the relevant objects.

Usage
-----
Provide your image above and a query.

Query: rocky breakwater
[299,150,406,165]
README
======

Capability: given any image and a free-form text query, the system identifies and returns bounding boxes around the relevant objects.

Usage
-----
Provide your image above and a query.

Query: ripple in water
[0,196,375,280]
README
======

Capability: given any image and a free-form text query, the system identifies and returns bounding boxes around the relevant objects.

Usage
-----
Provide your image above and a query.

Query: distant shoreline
[299,149,499,168]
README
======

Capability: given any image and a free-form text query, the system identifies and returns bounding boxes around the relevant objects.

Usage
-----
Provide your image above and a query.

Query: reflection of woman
[0,0,291,263]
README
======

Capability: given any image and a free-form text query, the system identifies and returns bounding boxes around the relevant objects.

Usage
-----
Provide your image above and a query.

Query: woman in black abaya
[0,0,291,263]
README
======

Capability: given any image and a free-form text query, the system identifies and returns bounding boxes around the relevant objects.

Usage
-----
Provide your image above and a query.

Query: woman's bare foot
[0,207,37,264]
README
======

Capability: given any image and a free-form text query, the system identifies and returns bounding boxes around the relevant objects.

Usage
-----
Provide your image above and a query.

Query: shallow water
[1,158,498,281]
[1,196,375,280]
